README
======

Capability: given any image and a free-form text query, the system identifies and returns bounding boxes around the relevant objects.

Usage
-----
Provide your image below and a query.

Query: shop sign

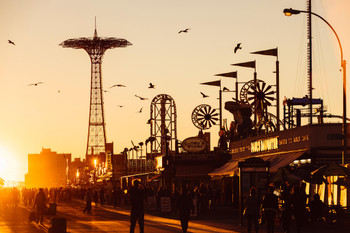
[251,137,279,153]
[106,151,112,171]
[160,197,171,212]
[181,137,207,153]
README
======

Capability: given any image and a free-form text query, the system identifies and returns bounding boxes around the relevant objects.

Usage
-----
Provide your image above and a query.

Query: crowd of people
[244,182,327,233]
[0,181,332,233]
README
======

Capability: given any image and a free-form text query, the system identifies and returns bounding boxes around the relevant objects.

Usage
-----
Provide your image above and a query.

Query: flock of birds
[7,29,242,111]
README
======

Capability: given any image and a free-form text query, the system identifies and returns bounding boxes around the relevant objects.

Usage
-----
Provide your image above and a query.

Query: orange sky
[0,0,349,182]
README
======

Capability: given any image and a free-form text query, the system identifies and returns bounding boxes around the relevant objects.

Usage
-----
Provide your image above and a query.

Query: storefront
[210,123,350,207]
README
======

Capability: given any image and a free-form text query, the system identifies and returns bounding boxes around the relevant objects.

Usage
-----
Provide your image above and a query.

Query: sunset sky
[0,0,349,182]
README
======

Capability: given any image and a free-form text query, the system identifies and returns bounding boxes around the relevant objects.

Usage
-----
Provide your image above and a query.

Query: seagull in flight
[28,82,43,86]
[223,87,230,91]
[8,40,15,45]
[149,83,155,89]
[178,28,190,34]
[234,43,242,54]
[135,95,148,100]
[200,92,209,98]
[110,84,126,88]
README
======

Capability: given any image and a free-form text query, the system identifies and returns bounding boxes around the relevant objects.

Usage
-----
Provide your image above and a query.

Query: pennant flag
[231,61,256,69]
[251,48,278,57]
[200,80,221,87]
[215,71,237,78]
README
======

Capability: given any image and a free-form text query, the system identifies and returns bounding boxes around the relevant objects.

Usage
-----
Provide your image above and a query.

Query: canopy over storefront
[209,150,307,177]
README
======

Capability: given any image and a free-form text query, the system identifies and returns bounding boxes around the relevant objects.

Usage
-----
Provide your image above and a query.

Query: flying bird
[234,43,242,53]
[135,95,148,100]
[178,28,190,34]
[149,83,155,89]
[223,87,230,91]
[28,82,43,86]
[8,40,15,45]
[200,92,209,98]
[110,84,126,88]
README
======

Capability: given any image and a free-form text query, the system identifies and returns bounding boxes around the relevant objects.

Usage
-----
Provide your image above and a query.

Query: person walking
[281,184,292,233]
[177,185,194,233]
[261,186,278,233]
[83,188,92,214]
[244,187,260,233]
[129,179,145,233]
[34,188,47,225]
[291,185,307,233]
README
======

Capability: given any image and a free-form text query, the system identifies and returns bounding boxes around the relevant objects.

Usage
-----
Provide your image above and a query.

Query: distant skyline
[0,0,349,182]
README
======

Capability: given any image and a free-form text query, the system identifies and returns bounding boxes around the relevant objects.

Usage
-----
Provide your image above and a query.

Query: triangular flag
[215,71,237,78]
[200,80,221,87]
[251,48,278,57]
[231,61,256,69]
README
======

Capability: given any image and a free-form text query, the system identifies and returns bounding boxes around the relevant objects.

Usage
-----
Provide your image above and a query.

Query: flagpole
[251,48,279,130]
[219,86,222,129]
[253,62,257,127]
[276,56,280,131]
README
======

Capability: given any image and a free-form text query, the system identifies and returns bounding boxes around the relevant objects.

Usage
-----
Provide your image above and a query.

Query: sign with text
[181,137,207,153]
[160,197,171,212]
[251,137,279,153]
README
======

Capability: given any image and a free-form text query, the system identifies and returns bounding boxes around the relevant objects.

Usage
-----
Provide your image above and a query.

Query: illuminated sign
[106,151,112,171]
[251,137,279,153]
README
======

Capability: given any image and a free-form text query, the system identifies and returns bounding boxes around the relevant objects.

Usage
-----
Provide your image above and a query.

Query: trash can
[48,203,57,215]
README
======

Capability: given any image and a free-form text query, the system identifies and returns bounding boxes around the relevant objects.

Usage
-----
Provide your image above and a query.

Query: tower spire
[94,16,98,38]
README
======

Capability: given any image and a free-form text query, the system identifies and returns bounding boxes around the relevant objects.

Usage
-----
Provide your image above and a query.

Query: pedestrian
[34,188,47,225]
[291,185,307,233]
[177,185,194,233]
[280,183,292,233]
[129,179,145,233]
[244,187,260,233]
[83,188,92,213]
[261,186,278,233]
[309,193,325,224]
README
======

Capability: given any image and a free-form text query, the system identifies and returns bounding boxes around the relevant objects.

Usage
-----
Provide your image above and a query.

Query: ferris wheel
[191,104,219,130]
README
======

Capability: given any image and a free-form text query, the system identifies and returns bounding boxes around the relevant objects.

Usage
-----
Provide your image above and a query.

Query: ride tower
[60,26,132,159]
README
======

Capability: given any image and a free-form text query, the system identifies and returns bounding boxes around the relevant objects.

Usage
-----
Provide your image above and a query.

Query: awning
[209,150,306,177]
[265,151,305,173]
[208,161,239,176]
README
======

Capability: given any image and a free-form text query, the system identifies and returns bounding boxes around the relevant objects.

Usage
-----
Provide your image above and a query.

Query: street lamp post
[284,8,347,165]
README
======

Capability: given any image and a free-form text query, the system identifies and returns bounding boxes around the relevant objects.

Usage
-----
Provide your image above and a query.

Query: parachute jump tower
[60,26,132,156]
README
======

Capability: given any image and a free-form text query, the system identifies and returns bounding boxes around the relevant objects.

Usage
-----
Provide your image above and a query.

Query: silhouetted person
[34,188,47,224]
[83,188,92,214]
[281,183,292,233]
[291,185,307,233]
[177,185,194,233]
[245,187,260,233]
[262,186,278,233]
[309,193,325,224]
[129,179,145,233]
